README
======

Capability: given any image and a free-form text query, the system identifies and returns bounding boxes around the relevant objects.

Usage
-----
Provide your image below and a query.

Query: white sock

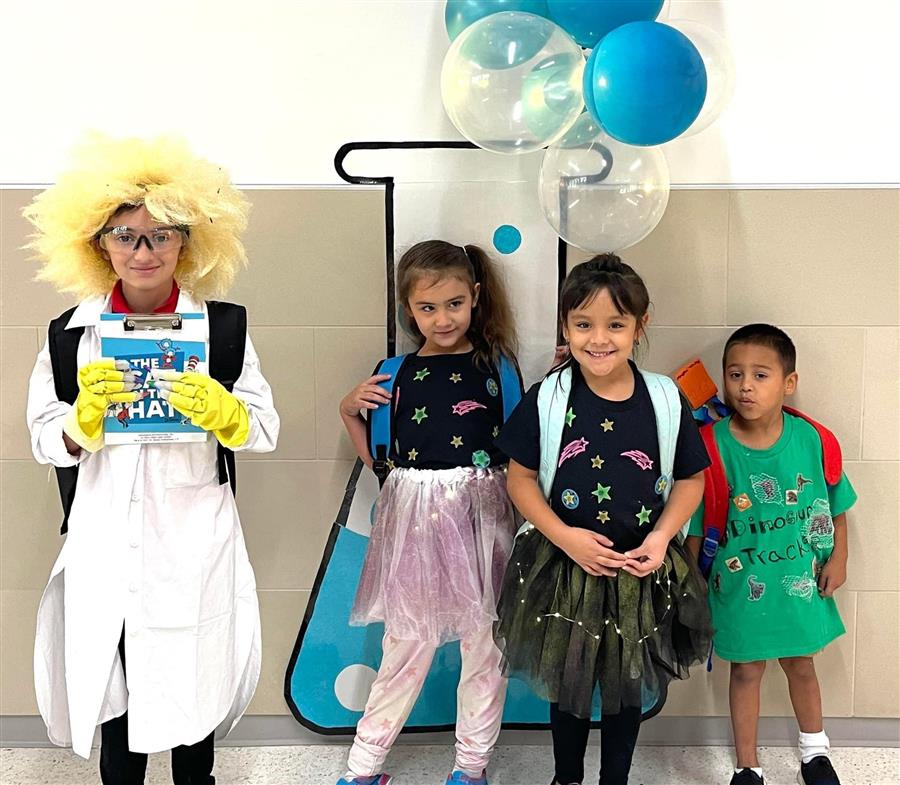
[799,729,830,764]
[735,767,763,777]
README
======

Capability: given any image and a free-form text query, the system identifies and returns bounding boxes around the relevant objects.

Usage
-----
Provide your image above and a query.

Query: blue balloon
[584,21,707,146]
[547,0,663,48]
[445,0,550,40]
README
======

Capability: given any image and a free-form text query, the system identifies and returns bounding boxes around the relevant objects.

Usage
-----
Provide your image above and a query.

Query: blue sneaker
[335,775,393,785]
[445,771,488,785]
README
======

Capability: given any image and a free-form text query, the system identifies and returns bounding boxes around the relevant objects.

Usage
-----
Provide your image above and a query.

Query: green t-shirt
[688,413,857,662]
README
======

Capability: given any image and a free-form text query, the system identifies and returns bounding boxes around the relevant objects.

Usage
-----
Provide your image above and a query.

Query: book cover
[99,313,209,445]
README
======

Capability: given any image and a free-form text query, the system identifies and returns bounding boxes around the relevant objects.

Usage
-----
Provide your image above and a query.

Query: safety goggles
[97,224,188,253]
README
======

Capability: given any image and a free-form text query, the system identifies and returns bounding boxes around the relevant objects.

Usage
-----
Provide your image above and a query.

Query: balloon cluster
[441,0,734,252]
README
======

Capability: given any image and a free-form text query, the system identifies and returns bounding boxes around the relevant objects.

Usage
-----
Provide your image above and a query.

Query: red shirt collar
[110,281,180,314]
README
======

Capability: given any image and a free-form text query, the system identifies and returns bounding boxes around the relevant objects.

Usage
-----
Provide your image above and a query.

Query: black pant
[99,634,215,785]
[550,703,642,785]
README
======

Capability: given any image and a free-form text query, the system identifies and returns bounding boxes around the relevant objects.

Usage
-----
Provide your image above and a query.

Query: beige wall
[1,187,898,726]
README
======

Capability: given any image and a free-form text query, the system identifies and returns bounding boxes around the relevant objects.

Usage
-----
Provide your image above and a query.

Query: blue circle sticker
[492,225,521,254]
[486,378,499,397]
[655,474,670,495]
[561,489,580,509]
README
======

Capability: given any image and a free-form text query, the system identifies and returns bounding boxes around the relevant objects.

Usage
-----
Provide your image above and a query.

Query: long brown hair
[396,240,518,370]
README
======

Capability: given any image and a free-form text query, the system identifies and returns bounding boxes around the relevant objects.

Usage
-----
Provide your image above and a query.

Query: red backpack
[696,406,843,577]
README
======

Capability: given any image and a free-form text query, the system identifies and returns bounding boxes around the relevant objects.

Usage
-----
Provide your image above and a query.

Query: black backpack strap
[47,306,83,535]
[206,301,248,497]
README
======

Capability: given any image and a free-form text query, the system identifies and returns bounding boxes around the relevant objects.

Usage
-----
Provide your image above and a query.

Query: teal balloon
[445,0,550,41]
[547,0,663,48]
[522,52,585,138]
[584,21,706,146]
[459,7,555,69]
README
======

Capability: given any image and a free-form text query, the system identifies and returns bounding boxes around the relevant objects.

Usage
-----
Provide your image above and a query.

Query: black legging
[99,633,215,785]
[550,703,642,785]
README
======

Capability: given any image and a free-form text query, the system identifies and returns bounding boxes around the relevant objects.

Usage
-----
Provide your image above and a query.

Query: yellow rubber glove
[154,371,250,448]
[63,359,140,452]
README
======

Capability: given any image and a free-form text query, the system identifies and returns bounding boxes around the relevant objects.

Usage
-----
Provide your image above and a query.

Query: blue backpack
[366,352,522,484]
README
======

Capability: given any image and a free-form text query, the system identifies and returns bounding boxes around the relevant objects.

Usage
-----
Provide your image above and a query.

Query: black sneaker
[730,769,764,785]
[798,755,841,785]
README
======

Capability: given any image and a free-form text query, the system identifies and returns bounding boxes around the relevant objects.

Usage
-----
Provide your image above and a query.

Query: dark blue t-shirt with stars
[496,361,709,552]
[384,350,519,471]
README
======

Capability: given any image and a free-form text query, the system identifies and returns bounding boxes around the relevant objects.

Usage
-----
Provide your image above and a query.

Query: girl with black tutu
[494,255,713,785]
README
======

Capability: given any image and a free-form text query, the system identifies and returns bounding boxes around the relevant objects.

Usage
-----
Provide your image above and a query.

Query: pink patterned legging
[347,625,507,777]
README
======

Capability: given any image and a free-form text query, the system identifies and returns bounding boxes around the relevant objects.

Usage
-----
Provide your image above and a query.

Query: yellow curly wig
[23,133,250,300]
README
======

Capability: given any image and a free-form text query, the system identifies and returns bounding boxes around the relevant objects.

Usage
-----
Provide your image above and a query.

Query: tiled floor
[1,745,898,785]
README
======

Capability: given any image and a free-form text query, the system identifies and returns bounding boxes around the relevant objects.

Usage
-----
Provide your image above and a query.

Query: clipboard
[99,312,209,445]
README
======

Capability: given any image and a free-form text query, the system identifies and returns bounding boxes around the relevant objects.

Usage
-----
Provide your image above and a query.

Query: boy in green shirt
[687,324,856,785]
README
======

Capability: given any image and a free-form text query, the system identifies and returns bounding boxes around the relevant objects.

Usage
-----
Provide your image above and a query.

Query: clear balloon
[583,20,706,146]
[664,20,735,137]
[442,12,585,154]
[539,113,670,252]
[445,0,550,41]
[546,0,663,48]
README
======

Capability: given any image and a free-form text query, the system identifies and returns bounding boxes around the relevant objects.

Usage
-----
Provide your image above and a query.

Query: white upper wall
[2,0,898,186]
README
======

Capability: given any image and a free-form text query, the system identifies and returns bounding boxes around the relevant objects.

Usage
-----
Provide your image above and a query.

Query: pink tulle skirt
[350,466,516,644]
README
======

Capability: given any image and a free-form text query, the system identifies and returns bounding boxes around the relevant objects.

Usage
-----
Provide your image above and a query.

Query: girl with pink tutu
[336,240,522,785]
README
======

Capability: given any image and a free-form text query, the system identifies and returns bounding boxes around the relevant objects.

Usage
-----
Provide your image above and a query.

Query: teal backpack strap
[517,367,571,536]
[639,369,686,533]
[497,353,522,422]
[366,353,407,485]
[537,367,572,498]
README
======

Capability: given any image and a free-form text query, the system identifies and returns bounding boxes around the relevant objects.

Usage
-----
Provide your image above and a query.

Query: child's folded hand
[622,530,669,578]
[817,555,847,597]
[558,527,627,577]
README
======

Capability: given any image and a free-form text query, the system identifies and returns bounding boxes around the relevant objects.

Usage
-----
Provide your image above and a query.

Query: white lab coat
[26,291,279,758]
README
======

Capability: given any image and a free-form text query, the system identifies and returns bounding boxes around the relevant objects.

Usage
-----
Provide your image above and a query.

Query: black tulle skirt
[494,527,713,719]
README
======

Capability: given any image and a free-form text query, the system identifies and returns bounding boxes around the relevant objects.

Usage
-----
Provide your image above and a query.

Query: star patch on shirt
[565,407,576,427]
[450,373,462,383]
[596,510,610,523]
[591,455,605,469]
[411,407,428,424]
[558,437,589,468]
[452,400,487,416]
[451,435,463,448]
[600,418,614,432]
[591,483,612,503]
[407,448,418,461]
[621,450,654,470]
[413,368,430,381]
[561,489,579,509]
[635,505,652,526]
[472,450,491,469]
